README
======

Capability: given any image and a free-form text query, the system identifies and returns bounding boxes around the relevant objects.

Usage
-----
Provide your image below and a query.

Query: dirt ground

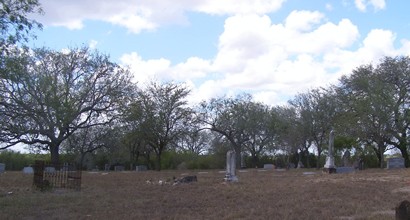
[1,168,410,220]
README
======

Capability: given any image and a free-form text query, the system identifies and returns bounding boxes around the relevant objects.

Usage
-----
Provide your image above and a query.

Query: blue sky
[28,0,410,106]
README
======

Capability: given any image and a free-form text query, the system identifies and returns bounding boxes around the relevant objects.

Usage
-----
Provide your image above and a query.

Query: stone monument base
[322,167,337,174]
[224,174,238,182]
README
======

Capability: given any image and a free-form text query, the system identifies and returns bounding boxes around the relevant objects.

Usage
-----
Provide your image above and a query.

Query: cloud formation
[34,0,286,33]
[120,9,407,105]
[32,0,408,106]
[354,0,386,12]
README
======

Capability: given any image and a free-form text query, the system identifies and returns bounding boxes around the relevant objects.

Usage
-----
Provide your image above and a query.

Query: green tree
[127,81,192,170]
[199,94,278,168]
[242,101,277,167]
[290,88,337,169]
[0,0,42,53]
[274,105,313,168]
[61,125,119,169]
[337,56,410,167]
[199,94,253,168]
[378,57,410,167]
[174,128,211,155]
[0,47,134,164]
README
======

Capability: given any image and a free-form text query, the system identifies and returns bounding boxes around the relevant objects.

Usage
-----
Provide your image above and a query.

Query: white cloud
[119,9,405,106]
[285,10,324,32]
[109,14,157,34]
[33,0,286,33]
[121,11,410,105]
[120,52,171,83]
[89,40,98,49]
[325,3,333,11]
[171,57,213,80]
[196,0,286,15]
[354,0,386,12]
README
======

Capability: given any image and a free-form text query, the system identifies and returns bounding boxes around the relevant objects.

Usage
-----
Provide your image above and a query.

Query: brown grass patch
[1,169,410,219]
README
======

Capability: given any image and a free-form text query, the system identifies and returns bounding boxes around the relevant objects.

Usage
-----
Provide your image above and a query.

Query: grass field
[1,168,410,219]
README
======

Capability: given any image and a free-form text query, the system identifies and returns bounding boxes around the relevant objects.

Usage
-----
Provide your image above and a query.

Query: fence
[33,160,82,191]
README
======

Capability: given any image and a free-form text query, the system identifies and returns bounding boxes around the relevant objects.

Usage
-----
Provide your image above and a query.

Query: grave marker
[323,129,336,173]
[263,164,274,170]
[224,150,238,182]
[23,167,34,174]
[136,165,147,172]
[44,167,56,173]
[387,157,405,169]
[342,151,351,167]
[114,165,125,171]
[336,167,355,173]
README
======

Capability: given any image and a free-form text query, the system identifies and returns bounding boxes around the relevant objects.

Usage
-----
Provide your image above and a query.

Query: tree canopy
[0,47,134,164]
[0,0,42,53]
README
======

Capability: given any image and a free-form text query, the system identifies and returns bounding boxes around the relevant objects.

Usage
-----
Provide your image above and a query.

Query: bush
[0,150,50,170]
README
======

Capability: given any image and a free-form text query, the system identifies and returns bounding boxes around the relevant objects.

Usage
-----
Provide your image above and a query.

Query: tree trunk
[80,152,87,170]
[378,141,385,169]
[396,133,409,168]
[316,148,322,169]
[50,145,60,165]
[234,146,242,169]
[130,151,140,170]
[155,153,161,171]
[252,153,259,168]
[305,149,310,168]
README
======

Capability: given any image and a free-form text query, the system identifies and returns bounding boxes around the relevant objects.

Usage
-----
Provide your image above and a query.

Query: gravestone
[323,129,336,173]
[342,151,351,167]
[0,163,5,173]
[396,200,410,220]
[336,167,355,173]
[23,167,34,174]
[136,165,147,172]
[44,166,56,173]
[177,162,187,170]
[224,150,238,182]
[263,164,274,169]
[114,165,125,171]
[353,158,364,170]
[387,157,405,169]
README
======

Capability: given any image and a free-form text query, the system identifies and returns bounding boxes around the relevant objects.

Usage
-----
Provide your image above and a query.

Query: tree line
[0,1,409,170]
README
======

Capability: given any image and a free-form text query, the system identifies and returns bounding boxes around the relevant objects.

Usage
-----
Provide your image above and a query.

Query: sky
[28,0,410,106]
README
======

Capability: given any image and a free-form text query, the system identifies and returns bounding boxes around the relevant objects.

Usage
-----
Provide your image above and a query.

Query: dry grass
[1,168,410,219]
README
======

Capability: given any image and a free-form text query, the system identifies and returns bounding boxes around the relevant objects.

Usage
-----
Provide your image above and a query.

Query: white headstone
[324,129,336,169]
[263,164,274,169]
[297,161,304,168]
[114,165,124,171]
[387,157,405,169]
[22,167,34,174]
[44,167,56,173]
[136,165,147,171]
[0,163,5,173]
[225,150,238,182]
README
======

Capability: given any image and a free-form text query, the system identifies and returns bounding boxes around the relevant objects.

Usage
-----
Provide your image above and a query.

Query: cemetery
[0,1,409,219]
[0,166,410,219]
